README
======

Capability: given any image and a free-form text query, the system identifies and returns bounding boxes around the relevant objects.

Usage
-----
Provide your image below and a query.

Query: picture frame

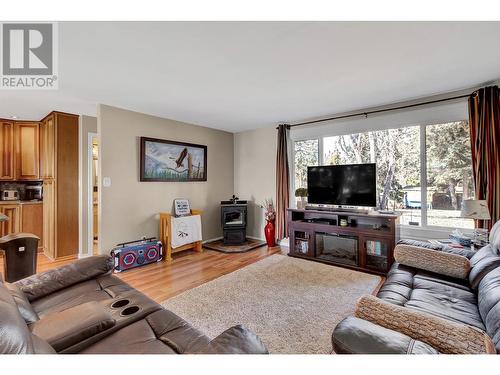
[140,137,207,182]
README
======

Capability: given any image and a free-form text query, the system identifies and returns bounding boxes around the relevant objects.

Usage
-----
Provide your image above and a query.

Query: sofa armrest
[190,325,268,354]
[398,239,476,259]
[394,243,470,279]
[29,301,115,352]
[355,295,496,354]
[15,255,114,301]
[332,316,439,354]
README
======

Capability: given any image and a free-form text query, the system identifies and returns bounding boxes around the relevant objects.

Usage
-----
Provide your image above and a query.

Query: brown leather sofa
[332,221,500,354]
[0,255,268,354]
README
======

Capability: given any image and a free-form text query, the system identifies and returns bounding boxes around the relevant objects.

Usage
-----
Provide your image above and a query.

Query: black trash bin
[0,233,40,282]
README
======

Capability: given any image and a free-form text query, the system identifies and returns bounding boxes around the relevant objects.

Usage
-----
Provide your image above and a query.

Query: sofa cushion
[79,309,212,354]
[477,266,500,352]
[489,220,500,250]
[412,276,477,304]
[0,281,40,354]
[405,287,484,331]
[79,317,178,354]
[191,325,269,354]
[379,263,484,331]
[30,301,116,352]
[31,334,56,354]
[469,245,500,290]
[145,309,212,353]
[4,282,39,324]
[376,263,416,306]
[31,274,133,318]
[377,263,472,306]
[0,282,61,354]
[15,255,114,302]
[415,269,472,291]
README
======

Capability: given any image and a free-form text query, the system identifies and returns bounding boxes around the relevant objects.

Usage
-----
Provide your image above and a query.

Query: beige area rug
[162,254,381,354]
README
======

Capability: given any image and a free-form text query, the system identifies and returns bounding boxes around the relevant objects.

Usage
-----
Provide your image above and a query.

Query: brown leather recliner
[1,255,268,354]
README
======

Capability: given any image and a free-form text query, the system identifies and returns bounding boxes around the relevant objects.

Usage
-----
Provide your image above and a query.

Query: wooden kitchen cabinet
[0,120,15,180]
[0,203,43,251]
[42,179,56,259]
[0,204,21,237]
[1,120,40,180]
[21,203,43,250]
[1,111,78,259]
[15,122,40,180]
[41,111,79,259]
[40,114,55,179]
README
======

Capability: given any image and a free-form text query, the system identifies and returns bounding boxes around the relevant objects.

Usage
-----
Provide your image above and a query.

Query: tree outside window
[323,126,420,225]
[426,121,474,228]
[294,139,319,190]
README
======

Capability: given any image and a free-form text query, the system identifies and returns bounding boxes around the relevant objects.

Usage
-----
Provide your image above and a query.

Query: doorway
[88,133,99,255]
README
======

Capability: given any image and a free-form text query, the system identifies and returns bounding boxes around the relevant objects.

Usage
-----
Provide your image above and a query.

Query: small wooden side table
[159,210,203,262]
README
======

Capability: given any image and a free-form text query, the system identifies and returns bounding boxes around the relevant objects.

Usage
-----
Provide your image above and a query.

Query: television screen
[307,163,376,207]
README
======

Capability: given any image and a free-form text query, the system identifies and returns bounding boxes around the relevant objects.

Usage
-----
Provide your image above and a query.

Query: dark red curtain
[276,124,290,240]
[468,86,500,230]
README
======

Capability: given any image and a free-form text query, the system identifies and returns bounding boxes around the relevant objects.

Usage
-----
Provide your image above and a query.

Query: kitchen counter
[0,200,43,205]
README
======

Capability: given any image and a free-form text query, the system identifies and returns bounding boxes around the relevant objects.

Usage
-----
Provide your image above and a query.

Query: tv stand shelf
[287,208,400,275]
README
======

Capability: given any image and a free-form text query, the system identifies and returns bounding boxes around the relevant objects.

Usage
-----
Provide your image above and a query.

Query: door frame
[87,132,98,256]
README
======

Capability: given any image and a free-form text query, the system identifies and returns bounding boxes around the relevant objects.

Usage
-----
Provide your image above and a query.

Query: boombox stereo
[111,237,163,272]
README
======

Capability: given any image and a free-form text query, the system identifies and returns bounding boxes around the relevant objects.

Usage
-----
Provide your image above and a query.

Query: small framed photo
[173,199,191,217]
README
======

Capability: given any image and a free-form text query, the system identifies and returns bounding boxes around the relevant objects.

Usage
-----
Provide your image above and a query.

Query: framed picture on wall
[140,137,207,182]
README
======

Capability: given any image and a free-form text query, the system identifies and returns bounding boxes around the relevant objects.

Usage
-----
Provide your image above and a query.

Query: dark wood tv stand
[287,208,401,275]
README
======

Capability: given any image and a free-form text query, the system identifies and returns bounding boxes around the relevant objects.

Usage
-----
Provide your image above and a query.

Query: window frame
[290,121,473,232]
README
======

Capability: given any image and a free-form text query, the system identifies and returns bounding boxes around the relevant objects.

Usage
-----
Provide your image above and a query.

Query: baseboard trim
[246,235,266,242]
[202,237,223,244]
[279,237,290,247]
[204,236,268,243]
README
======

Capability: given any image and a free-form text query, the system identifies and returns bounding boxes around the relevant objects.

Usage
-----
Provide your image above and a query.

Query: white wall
[98,105,234,253]
[234,127,277,239]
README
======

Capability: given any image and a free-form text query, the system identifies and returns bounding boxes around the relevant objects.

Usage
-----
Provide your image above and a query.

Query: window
[292,121,474,229]
[426,121,474,229]
[323,126,421,226]
[293,139,319,190]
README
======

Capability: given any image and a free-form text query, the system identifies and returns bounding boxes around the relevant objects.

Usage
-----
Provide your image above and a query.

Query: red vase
[264,220,276,247]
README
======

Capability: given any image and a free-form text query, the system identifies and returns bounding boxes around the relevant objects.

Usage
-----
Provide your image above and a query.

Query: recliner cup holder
[120,305,140,317]
[111,299,130,309]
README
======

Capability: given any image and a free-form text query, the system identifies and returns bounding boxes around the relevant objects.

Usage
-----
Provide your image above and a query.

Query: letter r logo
[2,23,53,75]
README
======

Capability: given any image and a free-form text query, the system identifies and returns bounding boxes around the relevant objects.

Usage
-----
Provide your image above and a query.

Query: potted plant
[261,199,276,247]
[295,188,308,209]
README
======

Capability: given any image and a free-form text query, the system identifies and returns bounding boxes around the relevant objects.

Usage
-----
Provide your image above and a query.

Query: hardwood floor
[1,245,285,303]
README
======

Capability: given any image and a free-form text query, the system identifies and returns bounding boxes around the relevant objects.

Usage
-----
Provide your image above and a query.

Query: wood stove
[221,200,247,245]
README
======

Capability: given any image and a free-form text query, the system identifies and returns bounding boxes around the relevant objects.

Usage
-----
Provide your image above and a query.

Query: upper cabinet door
[0,120,15,180]
[15,122,40,180]
[40,114,55,179]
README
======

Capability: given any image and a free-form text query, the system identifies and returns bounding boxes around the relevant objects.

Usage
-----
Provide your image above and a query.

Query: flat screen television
[307,163,377,207]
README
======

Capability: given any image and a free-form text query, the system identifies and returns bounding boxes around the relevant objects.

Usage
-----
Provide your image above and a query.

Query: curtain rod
[279,92,473,129]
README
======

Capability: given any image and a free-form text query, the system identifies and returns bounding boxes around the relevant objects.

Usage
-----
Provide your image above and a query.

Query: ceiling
[1,21,500,133]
